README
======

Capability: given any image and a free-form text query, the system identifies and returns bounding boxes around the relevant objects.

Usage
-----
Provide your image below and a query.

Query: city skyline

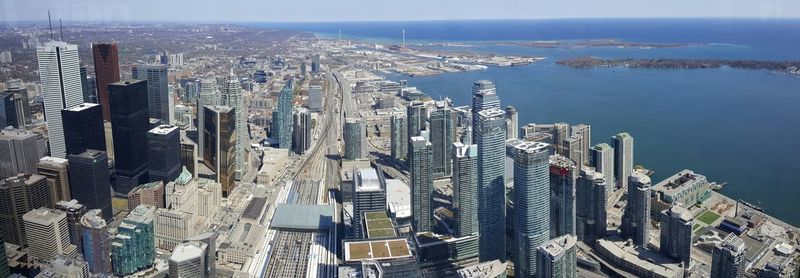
[2,0,800,23]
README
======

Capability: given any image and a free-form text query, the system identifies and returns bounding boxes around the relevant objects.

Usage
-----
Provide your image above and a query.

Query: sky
[1,0,799,23]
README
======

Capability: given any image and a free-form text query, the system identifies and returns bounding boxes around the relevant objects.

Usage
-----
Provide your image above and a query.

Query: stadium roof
[271,204,335,231]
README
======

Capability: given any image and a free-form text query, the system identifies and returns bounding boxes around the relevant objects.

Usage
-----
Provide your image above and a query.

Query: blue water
[256,19,800,226]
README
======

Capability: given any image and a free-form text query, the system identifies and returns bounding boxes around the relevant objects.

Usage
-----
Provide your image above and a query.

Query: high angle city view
[1,0,800,277]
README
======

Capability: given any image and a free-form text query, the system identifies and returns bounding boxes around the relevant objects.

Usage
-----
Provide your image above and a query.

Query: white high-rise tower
[37,41,84,158]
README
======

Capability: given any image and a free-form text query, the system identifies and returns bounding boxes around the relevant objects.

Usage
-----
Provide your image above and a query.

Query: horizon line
[2,16,800,25]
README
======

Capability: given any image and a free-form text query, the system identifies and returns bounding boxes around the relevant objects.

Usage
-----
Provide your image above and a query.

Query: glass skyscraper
[430,101,455,178]
[452,142,478,237]
[549,154,576,238]
[510,140,550,277]
[132,64,169,122]
[475,108,506,262]
[109,80,150,194]
[613,132,634,189]
[390,115,407,161]
[111,204,155,276]
[621,171,651,246]
[409,136,433,232]
[273,81,294,149]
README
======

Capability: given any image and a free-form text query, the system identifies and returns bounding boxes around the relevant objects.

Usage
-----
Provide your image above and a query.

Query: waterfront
[266,19,800,226]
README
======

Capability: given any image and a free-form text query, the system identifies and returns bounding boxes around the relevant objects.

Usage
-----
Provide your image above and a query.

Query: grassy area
[367,228,396,238]
[697,210,721,225]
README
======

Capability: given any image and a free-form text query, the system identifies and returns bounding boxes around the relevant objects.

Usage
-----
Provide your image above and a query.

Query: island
[557,57,800,75]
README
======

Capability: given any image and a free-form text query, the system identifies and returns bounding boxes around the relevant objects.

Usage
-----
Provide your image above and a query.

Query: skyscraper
[62,103,106,156]
[311,54,320,73]
[37,41,84,158]
[613,132,634,189]
[292,108,311,155]
[67,150,113,221]
[273,81,293,149]
[220,72,246,179]
[80,66,94,103]
[510,140,550,277]
[183,232,218,278]
[471,80,499,142]
[575,167,607,243]
[344,118,363,160]
[4,85,32,128]
[0,127,41,177]
[132,64,169,121]
[536,235,577,278]
[352,168,387,239]
[407,101,427,138]
[109,80,150,194]
[429,101,455,178]
[196,79,218,161]
[549,154,577,238]
[38,156,71,205]
[475,108,506,262]
[660,205,693,266]
[201,105,236,196]
[92,43,120,121]
[111,204,156,276]
[505,106,518,140]
[0,173,52,246]
[54,200,86,255]
[452,142,478,238]
[0,235,8,278]
[621,172,651,246]
[711,233,746,278]
[169,242,208,277]
[81,209,112,275]
[572,124,591,165]
[147,125,181,183]
[590,143,615,197]
[1,92,16,128]
[409,136,433,232]
[390,115,407,161]
[23,208,78,261]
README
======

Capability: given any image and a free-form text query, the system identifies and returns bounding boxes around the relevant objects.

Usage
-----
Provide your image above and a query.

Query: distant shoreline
[557,57,800,75]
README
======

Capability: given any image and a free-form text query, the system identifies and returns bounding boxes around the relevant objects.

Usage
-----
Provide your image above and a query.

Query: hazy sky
[2,0,799,22]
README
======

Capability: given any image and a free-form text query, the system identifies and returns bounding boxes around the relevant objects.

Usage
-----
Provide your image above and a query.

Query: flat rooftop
[477,108,505,119]
[507,138,550,153]
[148,125,178,135]
[271,204,334,231]
[356,168,381,192]
[344,238,412,262]
[242,197,267,220]
[64,102,99,112]
[364,211,396,238]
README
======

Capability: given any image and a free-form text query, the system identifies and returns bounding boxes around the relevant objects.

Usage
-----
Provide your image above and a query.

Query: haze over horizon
[1,0,799,23]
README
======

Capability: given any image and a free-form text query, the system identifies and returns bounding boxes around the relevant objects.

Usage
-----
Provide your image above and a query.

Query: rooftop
[356,168,382,192]
[170,242,206,263]
[457,260,506,278]
[344,238,413,262]
[242,197,267,220]
[453,142,477,158]
[148,125,178,135]
[477,108,505,119]
[613,132,632,140]
[653,170,707,194]
[23,208,65,225]
[80,209,107,229]
[507,138,550,153]
[55,199,83,210]
[38,156,69,167]
[271,204,335,231]
[592,143,613,151]
[64,102,99,112]
[539,235,576,258]
[364,211,396,238]
[630,171,651,186]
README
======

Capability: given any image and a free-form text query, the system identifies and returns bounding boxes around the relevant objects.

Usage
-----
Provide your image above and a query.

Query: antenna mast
[47,11,53,40]
[59,18,64,41]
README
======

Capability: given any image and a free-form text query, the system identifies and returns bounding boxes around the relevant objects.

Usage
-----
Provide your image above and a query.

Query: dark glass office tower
[132,64,169,121]
[109,80,149,194]
[147,125,181,183]
[62,103,106,156]
[92,43,120,121]
[67,150,113,221]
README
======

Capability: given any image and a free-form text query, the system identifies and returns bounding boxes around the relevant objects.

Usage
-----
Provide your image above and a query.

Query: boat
[710,182,727,191]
